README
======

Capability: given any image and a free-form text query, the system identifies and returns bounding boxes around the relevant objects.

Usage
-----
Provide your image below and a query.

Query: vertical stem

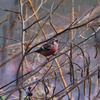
[71,0,74,38]
[55,58,71,99]
[18,0,25,99]
[70,0,75,84]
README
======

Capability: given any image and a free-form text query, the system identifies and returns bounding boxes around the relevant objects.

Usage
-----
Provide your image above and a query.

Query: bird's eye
[55,40,58,42]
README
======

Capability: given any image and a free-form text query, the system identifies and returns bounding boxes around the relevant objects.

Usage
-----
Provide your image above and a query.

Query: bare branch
[0,7,20,14]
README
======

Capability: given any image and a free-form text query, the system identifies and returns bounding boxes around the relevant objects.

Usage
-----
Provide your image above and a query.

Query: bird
[27,38,58,57]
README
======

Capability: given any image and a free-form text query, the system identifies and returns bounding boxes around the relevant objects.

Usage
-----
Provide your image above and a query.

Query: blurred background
[0,0,100,100]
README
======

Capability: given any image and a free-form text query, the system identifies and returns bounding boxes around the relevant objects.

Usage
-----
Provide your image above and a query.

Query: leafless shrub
[0,0,100,100]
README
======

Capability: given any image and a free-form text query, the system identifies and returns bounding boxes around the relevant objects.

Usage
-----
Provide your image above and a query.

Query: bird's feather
[35,43,53,52]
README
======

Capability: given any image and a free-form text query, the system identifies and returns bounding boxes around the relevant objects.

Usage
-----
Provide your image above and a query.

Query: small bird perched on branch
[27,38,58,57]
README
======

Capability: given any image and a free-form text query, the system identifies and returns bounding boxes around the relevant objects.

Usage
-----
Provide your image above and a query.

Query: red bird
[27,39,58,57]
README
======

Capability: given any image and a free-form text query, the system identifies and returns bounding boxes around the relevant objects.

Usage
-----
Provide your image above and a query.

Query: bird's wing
[26,43,53,55]
[36,43,53,51]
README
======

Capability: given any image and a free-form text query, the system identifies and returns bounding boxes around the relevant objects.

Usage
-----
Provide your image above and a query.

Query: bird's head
[50,38,58,46]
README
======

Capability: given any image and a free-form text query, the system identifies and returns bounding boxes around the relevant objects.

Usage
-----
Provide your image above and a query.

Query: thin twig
[0,7,20,14]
